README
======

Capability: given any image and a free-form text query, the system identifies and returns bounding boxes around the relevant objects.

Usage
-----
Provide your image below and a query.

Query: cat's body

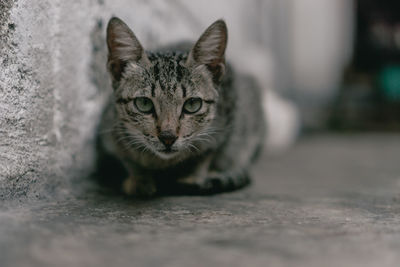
[97,18,265,196]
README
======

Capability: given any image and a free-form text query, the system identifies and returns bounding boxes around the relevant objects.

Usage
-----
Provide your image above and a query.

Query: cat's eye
[183,98,202,114]
[134,97,154,113]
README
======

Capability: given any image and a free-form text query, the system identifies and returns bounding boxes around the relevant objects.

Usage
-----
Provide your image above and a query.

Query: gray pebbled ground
[1,133,400,267]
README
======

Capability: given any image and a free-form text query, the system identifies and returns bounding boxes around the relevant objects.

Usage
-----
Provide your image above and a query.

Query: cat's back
[215,66,266,167]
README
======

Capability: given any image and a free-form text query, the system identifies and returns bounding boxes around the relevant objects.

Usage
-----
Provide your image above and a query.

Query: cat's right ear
[186,19,228,83]
[106,17,150,82]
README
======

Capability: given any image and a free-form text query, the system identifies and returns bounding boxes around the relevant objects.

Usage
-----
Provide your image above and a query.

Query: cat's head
[106,17,227,160]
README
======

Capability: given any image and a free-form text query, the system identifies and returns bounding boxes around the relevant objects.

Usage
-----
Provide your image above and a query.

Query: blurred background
[258,0,400,133]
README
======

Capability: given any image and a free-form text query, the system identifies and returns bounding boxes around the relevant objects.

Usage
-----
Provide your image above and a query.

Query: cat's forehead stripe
[181,85,187,98]
[148,52,188,93]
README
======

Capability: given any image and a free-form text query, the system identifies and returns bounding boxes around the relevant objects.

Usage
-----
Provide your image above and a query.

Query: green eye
[134,97,154,113]
[183,98,202,114]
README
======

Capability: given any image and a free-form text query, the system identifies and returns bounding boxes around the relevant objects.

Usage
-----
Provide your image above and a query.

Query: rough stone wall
[1,0,282,202]
[1,0,105,201]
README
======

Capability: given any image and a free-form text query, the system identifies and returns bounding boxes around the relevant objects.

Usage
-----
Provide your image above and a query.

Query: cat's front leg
[122,174,157,197]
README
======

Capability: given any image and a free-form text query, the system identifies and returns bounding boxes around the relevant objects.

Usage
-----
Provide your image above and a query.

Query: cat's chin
[154,149,180,160]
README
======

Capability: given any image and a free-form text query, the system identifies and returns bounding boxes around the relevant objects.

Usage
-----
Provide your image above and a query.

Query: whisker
[187,143,200,152]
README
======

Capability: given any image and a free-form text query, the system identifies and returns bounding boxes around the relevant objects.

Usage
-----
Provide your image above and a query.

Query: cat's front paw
[122,176,157,197]
[201,171,250,194]
[172,175,229,195]
[201,175,231,194]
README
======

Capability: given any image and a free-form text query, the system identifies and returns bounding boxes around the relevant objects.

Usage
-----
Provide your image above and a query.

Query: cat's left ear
[187,19,228,83]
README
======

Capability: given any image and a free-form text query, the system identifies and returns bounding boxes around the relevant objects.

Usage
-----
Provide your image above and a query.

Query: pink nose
[158,131,177,148]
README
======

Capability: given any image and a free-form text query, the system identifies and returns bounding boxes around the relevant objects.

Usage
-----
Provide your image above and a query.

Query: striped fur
[97,17,266,196]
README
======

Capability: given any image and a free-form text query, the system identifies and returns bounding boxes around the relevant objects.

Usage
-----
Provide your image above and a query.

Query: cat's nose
[158,131,177,148]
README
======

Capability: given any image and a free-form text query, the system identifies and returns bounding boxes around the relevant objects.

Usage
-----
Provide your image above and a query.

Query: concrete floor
[1,134,400,267]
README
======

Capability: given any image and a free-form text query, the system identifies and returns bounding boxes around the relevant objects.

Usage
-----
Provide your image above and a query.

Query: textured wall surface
[1,0,105,201]
[1,0,289,202]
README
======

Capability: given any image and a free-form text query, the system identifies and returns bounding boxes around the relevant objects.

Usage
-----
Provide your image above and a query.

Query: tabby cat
[97,17,266,196]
